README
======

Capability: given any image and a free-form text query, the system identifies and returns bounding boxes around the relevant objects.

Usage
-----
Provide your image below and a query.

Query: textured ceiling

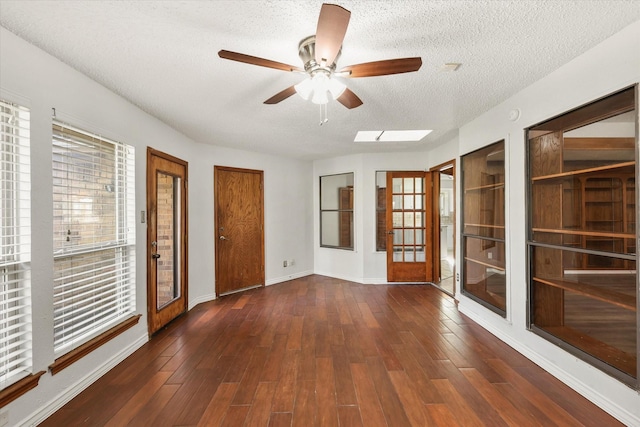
[1,1,639,160]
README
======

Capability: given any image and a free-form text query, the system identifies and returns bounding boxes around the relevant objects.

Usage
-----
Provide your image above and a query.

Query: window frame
[0,98,44,404]
[319,172,355,250]
[525,85,638,386]
[51,121,138,364]
[460,140,507,317]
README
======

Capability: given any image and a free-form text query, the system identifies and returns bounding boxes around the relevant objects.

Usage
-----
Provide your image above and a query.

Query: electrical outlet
[283,260,288,267]
[488,252,493,259]
[289,259,295,266]
[456,273,460,281]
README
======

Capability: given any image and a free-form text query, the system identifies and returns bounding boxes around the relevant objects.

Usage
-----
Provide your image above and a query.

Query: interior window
[320,173,354,249]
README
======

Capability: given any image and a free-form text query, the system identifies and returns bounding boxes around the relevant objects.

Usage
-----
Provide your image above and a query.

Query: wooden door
[386,171,434,282]
[147,148,188,335]
[215,166,265,296]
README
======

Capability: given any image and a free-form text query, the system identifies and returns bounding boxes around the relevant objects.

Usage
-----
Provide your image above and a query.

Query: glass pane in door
[156,172,181,309]
[392,176,425,262]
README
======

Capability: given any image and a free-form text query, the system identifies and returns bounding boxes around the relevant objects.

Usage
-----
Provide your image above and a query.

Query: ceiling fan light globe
[294,77,314,100]
[327,77,346,99]
[311,89,329,105]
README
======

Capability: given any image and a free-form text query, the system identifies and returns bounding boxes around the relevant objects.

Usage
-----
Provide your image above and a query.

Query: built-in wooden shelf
[533,276,636,311]
[465,223,505,229]
[531,161,635,182]
[462,139,506,315]
[528,87,637,381]
[465,257,505,272]
[532,227,634,240]
[464,182,504,192]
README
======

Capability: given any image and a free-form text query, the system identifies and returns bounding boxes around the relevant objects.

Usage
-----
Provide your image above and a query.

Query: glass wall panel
[320,173,354,249]
[527,86,637,384]
[462,141,506,314]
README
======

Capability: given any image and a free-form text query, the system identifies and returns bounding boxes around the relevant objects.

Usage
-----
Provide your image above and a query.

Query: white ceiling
[1,1,639,160]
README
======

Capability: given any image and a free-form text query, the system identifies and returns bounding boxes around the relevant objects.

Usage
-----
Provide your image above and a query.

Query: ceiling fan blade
[218,50,303,72]
[315,4,351,66]
[264,86,297,104]
[336,88,363,109]
[339,57,422,78]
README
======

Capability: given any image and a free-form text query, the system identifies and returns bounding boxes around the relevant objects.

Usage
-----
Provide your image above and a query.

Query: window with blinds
[52,122,135,355]
[0,99,32,389]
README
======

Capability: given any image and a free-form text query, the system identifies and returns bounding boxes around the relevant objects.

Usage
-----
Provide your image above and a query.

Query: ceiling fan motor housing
[298,35,340,76]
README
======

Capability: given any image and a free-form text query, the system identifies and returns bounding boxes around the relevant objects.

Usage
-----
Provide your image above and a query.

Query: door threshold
[219,284,262,297]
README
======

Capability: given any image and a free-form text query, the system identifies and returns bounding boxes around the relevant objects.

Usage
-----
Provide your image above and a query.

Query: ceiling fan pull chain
[319,103,329,126]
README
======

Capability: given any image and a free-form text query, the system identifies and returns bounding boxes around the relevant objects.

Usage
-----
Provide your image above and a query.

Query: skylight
[354,130,432,142]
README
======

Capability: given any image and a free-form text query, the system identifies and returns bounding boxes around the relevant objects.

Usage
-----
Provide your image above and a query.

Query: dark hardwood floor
[41,275,623,426]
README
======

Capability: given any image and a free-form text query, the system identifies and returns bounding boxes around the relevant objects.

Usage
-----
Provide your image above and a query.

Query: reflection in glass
[393,195,403,209]
[404,212,414,227]
[404,229,414,245]
[157,172,181,309]
[393,178,402,193]
[415,212,423,227]
[404,195,414,210]
[462,140,506,314]
[527,87,637,381]
[404,178,414,193]
[393,212,403,227]
[320,173,354,249]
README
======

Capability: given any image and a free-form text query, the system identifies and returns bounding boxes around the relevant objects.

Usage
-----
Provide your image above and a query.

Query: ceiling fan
[218,3,422,110]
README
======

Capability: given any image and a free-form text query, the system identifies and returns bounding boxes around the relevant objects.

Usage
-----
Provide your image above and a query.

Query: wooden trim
[147,146,189,167]
[0,371,45,408]
[49,314,141,375]
[430,160,457,292]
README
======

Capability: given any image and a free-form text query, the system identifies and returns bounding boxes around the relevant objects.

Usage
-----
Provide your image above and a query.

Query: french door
[386,171,434,282]
[147,148,188,334]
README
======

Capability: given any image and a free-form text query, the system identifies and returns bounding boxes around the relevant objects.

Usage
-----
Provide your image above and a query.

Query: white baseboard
[458,302,640,427]
[266,270,313,286]
[189,293,216,310]
[20,333,148,427]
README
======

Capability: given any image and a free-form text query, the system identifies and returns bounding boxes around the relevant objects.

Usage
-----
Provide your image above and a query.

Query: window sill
[0,371,46,408]
[49,314,141,375]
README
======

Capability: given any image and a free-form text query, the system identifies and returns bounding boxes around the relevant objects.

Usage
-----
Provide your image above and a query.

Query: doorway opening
[431,161,456,296]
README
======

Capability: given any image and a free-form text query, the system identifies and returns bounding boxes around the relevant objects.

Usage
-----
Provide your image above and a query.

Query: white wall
[455,21,640,426]
[0,26,313,426]
[312,21,640,425]
[313,150,466,283]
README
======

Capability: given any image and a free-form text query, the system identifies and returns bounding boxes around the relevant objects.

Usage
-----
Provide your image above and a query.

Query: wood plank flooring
[40,275,623,426]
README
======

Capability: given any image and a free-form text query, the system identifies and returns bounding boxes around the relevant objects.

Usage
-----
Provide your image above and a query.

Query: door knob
[152,253,161,259]
[387,230,394,235]
[219,235,228,240]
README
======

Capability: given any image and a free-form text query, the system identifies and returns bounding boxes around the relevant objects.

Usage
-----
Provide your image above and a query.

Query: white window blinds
[52,122,135,355]
[0,99,32,389]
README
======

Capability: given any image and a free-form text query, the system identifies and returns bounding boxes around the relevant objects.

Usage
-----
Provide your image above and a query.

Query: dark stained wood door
[214,166,265,296]
[386,171,434,282]
[147,148,188,335]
